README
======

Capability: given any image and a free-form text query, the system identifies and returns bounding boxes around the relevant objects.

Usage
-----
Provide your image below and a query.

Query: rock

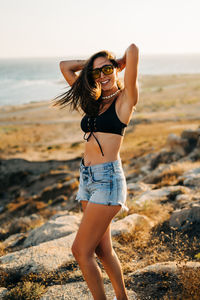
[23,213,81,247]
[181,128,200,147]
[139,165,152,176]
[197,136,200,148]
[133,261,200,275]
[111,214,153,236]
[167,133,188,155]
[0,287,7,298]
[127,182,152,193]
[0,158,79,191]
[169,206,200,229]
[129,261,200,300]
[151,148,183,169]
[3,232,26,248]
[50,194,68,206]
[8,213,44,235]
[41,282,137,300]
[0,232,76,275]
[38,179,79,203]
[126,153,155,181]
[41,282,93,300]
[0,158,80,217]
[188,146,200,161]
[143,163,172,183]
[134,186,190,206]
[163,129,200,163]
[175,194,193,207]
[180,168,200,188]
[175,192,200,209]
[167,129,200,156]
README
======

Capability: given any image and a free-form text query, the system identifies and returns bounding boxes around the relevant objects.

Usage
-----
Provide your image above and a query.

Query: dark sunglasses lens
[92,69,101,79]
[102,65,114,75]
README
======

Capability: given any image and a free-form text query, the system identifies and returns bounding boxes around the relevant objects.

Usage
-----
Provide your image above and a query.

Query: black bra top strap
[91,132,104,156]
[83,132,104,156]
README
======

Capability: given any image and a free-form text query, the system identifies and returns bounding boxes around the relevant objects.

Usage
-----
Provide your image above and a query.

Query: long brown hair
[53,50,122,117]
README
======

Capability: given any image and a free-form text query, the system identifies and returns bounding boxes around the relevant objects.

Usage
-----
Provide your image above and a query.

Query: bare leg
[72,201,122,300]
[79,201,129,300]
[95,225,128,300]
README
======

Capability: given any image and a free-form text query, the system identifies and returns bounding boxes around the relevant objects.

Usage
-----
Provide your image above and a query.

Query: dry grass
[114,216,199,275]
[127,201,173,223]
[143,160,200,186]
[137,74,200,112]
[177,266,200,300]
[0,269,9,286]
[121,120,200,161]
[4,281,47,300]
[166,266,200,300]
[114,194,199,294]
[0,262,81,299]
[114,223,169,275]
[0,242,6,257]
[114,219,200,299]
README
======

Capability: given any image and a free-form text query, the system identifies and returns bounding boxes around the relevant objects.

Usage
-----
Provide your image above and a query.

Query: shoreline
[1,73,200,109]
[0,73,199,162]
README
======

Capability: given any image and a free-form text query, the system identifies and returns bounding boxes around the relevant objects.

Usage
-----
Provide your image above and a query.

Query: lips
[100,79,109,85]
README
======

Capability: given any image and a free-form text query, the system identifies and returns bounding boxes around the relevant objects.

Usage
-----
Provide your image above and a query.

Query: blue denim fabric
[76,158,129,212]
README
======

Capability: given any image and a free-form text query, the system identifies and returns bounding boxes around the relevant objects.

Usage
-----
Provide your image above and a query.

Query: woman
[54,44,139,300]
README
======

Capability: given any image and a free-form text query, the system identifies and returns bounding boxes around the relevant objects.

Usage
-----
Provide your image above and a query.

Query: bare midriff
[83,132,123,166]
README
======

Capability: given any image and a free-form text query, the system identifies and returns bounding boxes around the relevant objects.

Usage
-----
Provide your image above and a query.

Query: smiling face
[93,56,118,92]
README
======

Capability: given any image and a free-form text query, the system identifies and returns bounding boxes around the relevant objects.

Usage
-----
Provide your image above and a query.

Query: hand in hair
[116,57,126,72]
[60,60,86,86]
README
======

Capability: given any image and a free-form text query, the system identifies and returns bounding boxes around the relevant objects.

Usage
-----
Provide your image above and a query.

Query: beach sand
[0,74,199,162]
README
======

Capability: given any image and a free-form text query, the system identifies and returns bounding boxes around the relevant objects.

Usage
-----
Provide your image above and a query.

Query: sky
[0,0,200,58]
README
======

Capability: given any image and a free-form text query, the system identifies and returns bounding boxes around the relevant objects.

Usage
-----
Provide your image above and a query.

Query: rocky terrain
[0,127,200,299]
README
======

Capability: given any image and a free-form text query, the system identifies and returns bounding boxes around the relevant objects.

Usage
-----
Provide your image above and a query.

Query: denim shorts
[75,158,129,212]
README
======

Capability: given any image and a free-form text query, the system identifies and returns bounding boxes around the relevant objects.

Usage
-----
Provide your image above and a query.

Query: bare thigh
[81,201,113,255]
[73,201,121,255]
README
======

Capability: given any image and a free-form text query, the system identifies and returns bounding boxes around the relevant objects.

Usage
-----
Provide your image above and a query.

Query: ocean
[0,54,200,106]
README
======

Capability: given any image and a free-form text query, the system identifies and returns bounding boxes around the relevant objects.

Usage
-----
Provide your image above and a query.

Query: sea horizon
[1,51,200,59]
[1,53,200,107]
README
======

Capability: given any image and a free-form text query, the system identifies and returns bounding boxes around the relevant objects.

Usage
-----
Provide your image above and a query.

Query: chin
[101,86,110,92]
[101,82,115,91]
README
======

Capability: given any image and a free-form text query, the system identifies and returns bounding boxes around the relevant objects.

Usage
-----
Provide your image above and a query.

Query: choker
[102,89,120,100]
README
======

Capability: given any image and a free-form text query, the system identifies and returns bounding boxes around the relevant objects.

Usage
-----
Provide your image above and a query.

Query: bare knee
[95,244,113,261]
[71,241,93,262]
[71,242,79,259]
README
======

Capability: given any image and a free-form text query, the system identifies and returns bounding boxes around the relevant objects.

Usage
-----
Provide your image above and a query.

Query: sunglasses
[91,64,114,80]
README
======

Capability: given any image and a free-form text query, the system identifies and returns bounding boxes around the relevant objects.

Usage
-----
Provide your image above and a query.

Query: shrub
[4,281,46,300]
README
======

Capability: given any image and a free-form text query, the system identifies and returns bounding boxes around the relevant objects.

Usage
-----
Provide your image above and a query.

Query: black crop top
[80,97,127,156]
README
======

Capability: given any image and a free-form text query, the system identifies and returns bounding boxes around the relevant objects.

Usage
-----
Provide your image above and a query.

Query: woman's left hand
[116,57,126,72]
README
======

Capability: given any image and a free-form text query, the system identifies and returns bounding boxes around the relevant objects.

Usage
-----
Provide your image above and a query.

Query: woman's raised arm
[117,44,139,107]
[60,60,86,86]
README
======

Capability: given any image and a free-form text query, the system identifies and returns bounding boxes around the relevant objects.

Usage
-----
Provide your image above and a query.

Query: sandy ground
[0,74,199,162]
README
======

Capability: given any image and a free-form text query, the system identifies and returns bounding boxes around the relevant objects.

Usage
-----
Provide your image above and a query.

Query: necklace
[102,89,119,100]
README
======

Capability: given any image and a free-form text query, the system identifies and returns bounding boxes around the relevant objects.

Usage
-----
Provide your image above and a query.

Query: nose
[100,71,105,78]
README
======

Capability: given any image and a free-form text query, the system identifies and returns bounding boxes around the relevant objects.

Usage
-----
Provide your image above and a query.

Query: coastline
[0,73,200,161]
